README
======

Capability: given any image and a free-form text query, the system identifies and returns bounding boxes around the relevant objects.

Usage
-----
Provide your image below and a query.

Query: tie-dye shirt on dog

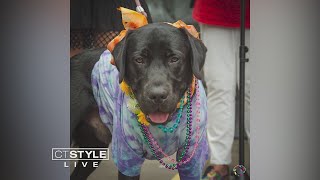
[91,50,209,179]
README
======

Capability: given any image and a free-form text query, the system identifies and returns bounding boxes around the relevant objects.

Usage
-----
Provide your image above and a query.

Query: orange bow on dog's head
[107,7,200,65]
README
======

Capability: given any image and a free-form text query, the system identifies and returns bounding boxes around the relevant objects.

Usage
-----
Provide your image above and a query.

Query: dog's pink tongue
[148,112,169,124]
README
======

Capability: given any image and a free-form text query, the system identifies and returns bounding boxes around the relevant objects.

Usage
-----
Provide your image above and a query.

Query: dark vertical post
[238,0,249,179]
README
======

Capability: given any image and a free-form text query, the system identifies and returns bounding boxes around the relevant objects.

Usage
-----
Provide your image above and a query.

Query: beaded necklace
[120,78,201,170]
[139,80,201,170]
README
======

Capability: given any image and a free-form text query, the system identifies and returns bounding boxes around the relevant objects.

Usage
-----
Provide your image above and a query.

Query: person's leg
[201,24,238,178]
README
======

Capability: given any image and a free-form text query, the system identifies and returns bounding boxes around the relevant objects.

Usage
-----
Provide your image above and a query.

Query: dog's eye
[134,57,144,64]
[169,57,180,63]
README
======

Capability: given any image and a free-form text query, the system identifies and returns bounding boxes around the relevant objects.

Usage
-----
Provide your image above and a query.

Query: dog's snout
[148,87,169,104]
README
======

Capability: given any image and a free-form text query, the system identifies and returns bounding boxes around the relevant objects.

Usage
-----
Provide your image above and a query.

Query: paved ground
[71,139,249,180]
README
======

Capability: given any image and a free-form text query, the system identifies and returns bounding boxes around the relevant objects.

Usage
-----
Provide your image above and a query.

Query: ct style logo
[233,165,247,176]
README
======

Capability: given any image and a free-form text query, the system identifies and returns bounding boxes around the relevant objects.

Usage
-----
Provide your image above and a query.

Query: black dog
[71,23,207,180]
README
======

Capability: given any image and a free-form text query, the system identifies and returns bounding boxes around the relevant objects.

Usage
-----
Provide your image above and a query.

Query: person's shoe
[201,165,229,180]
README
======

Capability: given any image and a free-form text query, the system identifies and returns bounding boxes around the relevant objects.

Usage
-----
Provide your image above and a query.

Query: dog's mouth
[147,112,170,124]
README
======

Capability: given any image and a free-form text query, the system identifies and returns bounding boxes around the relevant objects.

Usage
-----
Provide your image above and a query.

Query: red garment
[193,0,250,28]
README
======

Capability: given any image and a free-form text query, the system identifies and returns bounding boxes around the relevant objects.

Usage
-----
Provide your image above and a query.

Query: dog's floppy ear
[182,28,207,80]
[111,31,131,83]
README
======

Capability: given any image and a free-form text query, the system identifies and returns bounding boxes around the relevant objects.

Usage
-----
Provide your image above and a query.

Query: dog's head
[112,23,207,124]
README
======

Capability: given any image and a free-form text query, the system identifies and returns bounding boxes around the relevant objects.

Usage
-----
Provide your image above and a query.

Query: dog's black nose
[148,87,168,104]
